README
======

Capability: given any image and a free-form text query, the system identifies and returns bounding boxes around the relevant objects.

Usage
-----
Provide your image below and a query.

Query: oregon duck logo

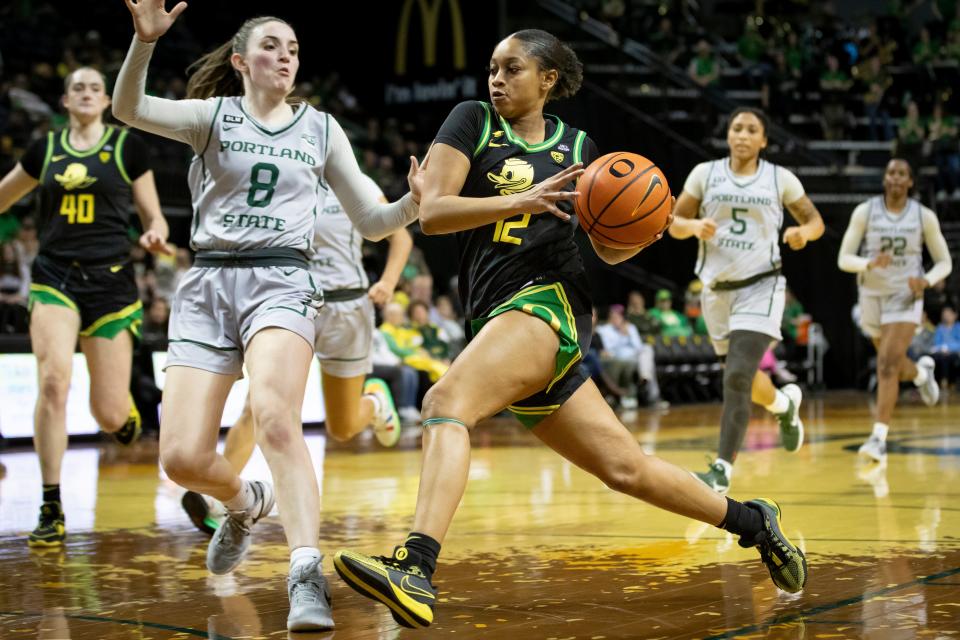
[54,163,97,190]
[487,158,534,195]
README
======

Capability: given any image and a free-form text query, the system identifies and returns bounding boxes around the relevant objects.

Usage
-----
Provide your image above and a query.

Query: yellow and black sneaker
[740,498,807,593]
[28,501,65,547]
[334,547,437,628]
[112,396,142,446]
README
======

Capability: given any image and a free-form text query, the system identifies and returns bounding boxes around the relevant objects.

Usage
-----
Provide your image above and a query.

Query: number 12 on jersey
[493,213,531,245]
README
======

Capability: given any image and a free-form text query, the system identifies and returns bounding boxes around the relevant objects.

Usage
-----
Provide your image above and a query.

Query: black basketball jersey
[20,126,150,263]
[434,101,598,319]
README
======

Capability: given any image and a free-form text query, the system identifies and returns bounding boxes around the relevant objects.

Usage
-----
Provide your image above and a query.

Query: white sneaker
[287,557,334,631]
[363,378,401,447]
[206,480,275,575]
[777,384,805,453]
[857,435,887,463]
[916,356,939,406]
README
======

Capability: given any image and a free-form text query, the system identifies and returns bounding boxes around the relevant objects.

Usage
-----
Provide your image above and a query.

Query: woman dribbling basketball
[333,31,807,629]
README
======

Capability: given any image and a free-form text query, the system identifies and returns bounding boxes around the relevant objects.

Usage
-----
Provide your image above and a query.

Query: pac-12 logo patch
[551,151,564,164]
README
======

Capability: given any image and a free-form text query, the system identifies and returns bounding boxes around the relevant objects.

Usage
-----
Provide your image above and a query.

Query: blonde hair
[186,16,298,100]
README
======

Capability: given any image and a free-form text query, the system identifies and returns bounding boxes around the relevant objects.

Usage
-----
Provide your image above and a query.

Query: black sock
[403,532,441,580]
[718,497,763,540]
[42,484,61,504]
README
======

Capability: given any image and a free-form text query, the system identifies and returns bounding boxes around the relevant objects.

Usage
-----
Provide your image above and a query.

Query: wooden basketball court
[0,391,957,638]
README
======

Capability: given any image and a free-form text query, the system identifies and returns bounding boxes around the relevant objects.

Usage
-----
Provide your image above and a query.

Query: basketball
[574,152,672,249]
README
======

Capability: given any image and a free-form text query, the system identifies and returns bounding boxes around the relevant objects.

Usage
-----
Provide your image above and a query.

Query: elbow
[112,102,132,124]
[418,203,442,235]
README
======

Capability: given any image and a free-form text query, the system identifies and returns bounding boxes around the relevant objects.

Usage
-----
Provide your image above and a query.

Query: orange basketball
[575,152,672,249]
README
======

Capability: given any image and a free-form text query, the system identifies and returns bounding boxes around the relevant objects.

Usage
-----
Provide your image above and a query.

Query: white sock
[871,422,889,441]
[913,365,928,387]
[290,546,322,570]
[366,392,383,417]
[715,458,733,478]
[765,389,790,415]
[223,480,256,512]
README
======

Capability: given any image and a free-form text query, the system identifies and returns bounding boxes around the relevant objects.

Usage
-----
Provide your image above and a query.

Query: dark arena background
[0,1,958,638]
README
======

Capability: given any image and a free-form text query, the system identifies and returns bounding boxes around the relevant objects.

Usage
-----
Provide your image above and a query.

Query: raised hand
[407,146,431,205]
[515,162,585,221]
[123,0,188,43]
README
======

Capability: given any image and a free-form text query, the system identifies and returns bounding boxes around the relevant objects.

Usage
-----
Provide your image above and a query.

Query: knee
[598,457,647,497]
[90,398,129,432]
[325,416,359,443]
[723,366,753,394]
[161,446,208,486]
[421,381,458,420]
[38,370,70,407]
[254,405,300,452]
[877,353,901,379]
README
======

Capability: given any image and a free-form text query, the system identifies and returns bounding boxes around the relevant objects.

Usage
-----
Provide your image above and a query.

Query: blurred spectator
[0,241,29,333]
[927,102,960,199]
[370,330,422,424]
[925,279,959,322]
[737,18,769,86]
[434,295,465,358]
[819,55,853,140]
[908,309,937,361]
[596,304,664,407]
[896,101,926,172]
[931,306,960,386]
[859,56,894,141]
[684,279,708,335]
[13,217,38,268]
[649,18,683,64]
[409,299,450,360]
[380,302,448,383]
[688,40,720,87]
[141,297,170,343]
[584,307,627,404]
[648,289,692,338]
[625,290,659,335]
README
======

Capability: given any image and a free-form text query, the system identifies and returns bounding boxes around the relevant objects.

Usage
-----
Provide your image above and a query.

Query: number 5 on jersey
[60,194,95,224]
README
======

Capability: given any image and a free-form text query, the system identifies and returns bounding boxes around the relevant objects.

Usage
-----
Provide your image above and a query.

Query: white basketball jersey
[695,159,784,286]
[858,196,924,296]
[310,175,384,290]
[187,96,329,252]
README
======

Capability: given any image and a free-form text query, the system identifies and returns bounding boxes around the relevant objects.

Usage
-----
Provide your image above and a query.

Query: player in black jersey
[335,30,808,628]
[0,67,171,547]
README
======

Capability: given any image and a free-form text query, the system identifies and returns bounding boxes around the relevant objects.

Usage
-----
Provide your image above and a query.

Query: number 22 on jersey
[60,194,95,224]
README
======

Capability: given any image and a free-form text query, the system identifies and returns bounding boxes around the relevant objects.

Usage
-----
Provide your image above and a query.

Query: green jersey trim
[239,99,309,136]
[114,128,132,184]
[39,132,55,183]
[572,130,587,164]
[472,102,493,157]
[61,126,114,158]
[498,113,566,153]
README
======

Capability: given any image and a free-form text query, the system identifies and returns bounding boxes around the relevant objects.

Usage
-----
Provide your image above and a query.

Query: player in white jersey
[838,158,952,462]
[669,107,824,493]
[181,177,414,532]
[115,2,422,631]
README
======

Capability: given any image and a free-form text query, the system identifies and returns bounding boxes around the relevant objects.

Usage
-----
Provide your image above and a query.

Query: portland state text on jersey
[219,140,317,166]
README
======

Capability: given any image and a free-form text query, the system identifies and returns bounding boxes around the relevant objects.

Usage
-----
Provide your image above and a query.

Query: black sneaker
[740,498,808,593]
[28,501,65,547]
[181,490,221,536]
[334,546,437,628]
[112,397,142,446]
